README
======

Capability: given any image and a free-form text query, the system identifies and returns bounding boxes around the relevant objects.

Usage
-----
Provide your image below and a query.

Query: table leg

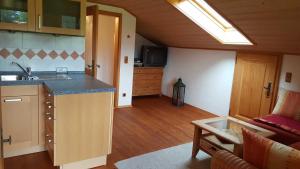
[192,126,202,158]
[233,144,243,157]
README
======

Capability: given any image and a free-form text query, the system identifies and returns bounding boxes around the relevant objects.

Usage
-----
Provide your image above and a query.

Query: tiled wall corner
[0,31,85,72]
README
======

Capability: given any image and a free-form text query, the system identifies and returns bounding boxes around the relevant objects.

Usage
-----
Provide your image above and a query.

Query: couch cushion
[290,142,300,151]
[272,88,300,121]
[242,128,300,169]
[255,114,300,136]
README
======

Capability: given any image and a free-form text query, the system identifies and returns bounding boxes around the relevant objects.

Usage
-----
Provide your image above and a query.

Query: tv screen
[142,46,168,67]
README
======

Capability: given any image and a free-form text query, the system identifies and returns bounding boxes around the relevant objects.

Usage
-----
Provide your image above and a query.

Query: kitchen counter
[0,72,115,95]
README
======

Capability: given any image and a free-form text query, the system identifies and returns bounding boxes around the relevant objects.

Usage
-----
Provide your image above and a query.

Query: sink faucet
[11,62,32,76]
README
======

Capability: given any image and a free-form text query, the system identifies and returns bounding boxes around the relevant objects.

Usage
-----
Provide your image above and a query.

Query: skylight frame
[167,0,253,45]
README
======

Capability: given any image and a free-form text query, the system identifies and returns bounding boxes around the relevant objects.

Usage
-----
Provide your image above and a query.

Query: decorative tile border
[0,48,85,60]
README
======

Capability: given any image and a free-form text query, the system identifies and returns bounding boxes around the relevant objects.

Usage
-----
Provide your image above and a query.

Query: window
[167,0,253,45]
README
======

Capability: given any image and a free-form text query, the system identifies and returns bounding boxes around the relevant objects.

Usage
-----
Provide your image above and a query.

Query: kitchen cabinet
[0,85,39,157]
[44,90,114,168]
[0,0,86,36]
[0,0,35,31]
[36,0,86,36]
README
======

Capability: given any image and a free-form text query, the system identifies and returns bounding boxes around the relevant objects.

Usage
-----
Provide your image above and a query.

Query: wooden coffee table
[191,116,275,158]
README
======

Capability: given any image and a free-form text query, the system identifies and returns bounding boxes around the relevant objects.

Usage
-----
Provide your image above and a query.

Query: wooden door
[85,8,121,107]
[0,0,35,32]
[95,14,119,85]
[1,96,39,157]
[230,53,281,121]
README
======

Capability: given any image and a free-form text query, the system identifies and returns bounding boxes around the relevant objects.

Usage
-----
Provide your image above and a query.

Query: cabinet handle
[38,15,41,29]
[48,139,52,143]
[48,105,52,109]
[48,116,52,120]
[4,98,22,102]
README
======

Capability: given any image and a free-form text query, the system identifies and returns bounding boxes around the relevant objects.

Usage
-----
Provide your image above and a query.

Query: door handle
[4,98,22,102]
[96,65,101,68]
[263,82,272,98]
[2,136,12,145]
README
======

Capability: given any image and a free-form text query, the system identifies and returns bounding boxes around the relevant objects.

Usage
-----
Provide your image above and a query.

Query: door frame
[86,6,122,107]
[229,52,283,121]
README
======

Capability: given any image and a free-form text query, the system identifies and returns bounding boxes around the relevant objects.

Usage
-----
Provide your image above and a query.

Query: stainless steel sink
[0,75,39,81]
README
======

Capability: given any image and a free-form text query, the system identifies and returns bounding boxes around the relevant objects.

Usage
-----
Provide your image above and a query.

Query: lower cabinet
[0,85,39,157]
[44,91,114,167]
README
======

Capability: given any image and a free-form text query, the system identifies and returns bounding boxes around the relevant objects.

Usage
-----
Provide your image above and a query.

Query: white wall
[0,31,85,71]
[88,3,136,107]
[279,55,300,92]
[134,33,157,59]
[162,47,236,116]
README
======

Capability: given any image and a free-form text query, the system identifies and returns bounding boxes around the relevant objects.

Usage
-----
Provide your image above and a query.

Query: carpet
[115,143,211,169]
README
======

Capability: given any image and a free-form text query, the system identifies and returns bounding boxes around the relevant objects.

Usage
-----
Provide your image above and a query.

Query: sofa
[211,129,300,169]
[250,88,300,145]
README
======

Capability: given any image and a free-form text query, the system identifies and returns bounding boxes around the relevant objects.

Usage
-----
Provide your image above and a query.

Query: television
[141,46,168,67]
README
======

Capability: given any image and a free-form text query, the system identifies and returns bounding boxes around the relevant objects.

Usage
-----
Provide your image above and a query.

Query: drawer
[45,129,54,163]
[133,80,162,88]
[45,113,54,133]
[134,68,163,74]
[133,74,162,81]
[1,85,38,97]
[133,88,161,96]
[200,139,220,156]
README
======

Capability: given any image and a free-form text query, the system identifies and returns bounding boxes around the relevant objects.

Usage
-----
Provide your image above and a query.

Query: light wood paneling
[38,85,46,146]
[133,67,163,96]
[44,92,114,166]
[1,85,38,97]
[90,0,300,54]
[1,95,39,156]
[230,53,281,120]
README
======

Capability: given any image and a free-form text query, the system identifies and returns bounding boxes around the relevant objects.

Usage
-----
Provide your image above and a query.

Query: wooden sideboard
[133,67,163,96]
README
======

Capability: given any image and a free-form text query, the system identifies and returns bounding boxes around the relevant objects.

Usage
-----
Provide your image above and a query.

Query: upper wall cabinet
[0,0,86,36]
[36,0,86,36]
[0,0,35,31]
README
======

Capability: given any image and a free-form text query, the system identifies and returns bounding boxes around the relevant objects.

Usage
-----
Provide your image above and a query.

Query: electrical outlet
[56,67,68,73]
[124,56,129,64]
[122,93,126,97]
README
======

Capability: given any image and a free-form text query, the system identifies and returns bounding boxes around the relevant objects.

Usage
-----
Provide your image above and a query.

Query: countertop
[0,72,115,95]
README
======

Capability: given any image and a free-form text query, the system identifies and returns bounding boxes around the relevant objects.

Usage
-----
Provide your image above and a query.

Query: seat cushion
[290,142,300,151]
[272,88,300,121]
[255,114,300,136]
[242,128,300,169]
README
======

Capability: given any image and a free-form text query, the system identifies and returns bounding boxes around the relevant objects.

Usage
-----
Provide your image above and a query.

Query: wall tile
[0,31,22,48]
[23,32,55,50]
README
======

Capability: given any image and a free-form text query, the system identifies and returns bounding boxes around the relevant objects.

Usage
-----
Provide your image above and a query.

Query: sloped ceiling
[91,0,300,54]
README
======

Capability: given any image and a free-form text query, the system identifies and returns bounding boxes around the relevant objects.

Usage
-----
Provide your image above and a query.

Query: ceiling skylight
[167,0,253,45]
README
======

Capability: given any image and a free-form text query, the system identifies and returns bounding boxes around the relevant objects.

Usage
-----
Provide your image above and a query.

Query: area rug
[115,143,211,169]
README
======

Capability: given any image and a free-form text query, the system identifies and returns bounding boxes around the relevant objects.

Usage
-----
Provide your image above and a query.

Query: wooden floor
[5,96,215,169]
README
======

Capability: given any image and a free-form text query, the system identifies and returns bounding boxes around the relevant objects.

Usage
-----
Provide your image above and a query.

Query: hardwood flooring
[4,96,215,169]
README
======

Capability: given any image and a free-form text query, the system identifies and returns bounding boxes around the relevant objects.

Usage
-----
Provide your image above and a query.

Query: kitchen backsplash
[0,31,85,72]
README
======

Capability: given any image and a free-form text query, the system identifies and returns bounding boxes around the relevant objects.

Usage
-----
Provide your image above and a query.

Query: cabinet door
[36,0,86,36]
[1,96,39,156]
[0,0,35,31]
